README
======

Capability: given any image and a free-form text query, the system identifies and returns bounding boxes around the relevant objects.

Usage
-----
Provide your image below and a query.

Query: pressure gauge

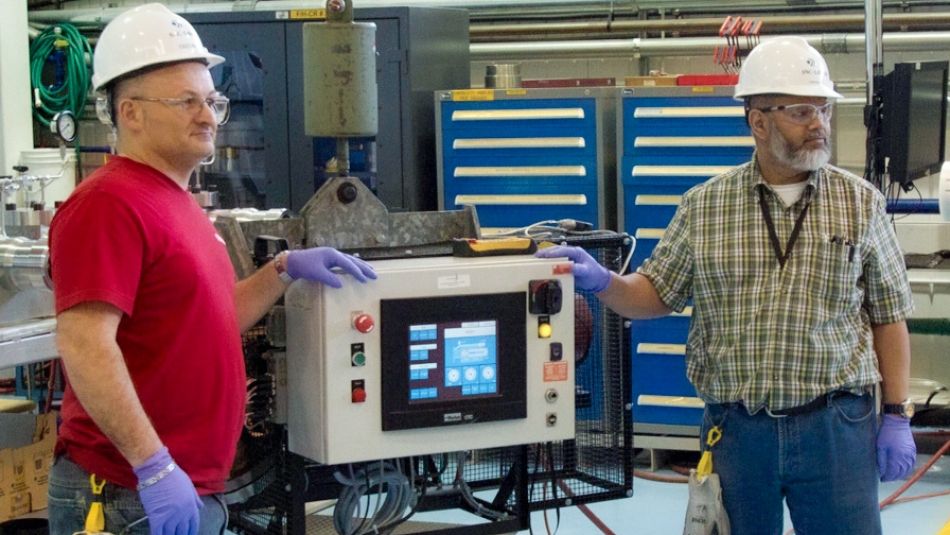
[51,110,77,143]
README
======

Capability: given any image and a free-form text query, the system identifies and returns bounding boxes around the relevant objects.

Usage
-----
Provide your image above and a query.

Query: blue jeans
[48,455,228,535]
[702,392,881,535]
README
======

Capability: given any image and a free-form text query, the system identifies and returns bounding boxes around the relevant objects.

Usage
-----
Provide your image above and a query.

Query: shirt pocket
[802,237,863,310]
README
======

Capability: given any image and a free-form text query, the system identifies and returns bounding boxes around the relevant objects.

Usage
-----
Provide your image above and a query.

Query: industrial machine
[285,255,575,464]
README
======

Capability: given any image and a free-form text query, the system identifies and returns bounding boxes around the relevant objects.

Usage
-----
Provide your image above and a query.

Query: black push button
[550,342,563,361]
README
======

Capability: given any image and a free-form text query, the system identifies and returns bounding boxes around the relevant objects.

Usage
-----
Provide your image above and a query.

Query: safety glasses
[755,102,833,125]
[129,95,231,125]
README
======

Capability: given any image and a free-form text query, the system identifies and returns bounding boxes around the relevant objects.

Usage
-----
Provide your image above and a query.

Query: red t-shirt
[49,157,245,494]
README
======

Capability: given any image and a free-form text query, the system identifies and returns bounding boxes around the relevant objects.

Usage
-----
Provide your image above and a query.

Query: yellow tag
[695,426,722,479]
[691,86,715,93]
[84,502,105,533]
[289,9,327,20]
[452,89,495,102]
[696,451,714,479]
[505,89,528,96]
[83,474,107,534]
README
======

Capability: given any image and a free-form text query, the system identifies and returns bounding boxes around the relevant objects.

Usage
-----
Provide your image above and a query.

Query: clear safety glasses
[755,102,833,125]
[129,95,231,125]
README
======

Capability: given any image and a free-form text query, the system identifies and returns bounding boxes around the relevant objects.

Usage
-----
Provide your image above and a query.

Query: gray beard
[768,122,831,172]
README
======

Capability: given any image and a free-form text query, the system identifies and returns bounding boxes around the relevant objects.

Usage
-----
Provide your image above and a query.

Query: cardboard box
[0,412,56,522]
[521,77,616,88]
[624,75,679,87]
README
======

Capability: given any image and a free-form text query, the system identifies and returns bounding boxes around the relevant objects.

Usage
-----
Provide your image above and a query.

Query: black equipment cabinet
[184,8,470,212]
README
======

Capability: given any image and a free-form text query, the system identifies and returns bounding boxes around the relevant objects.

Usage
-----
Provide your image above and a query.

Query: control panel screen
[408,320,499,404]
[380,293,526,431]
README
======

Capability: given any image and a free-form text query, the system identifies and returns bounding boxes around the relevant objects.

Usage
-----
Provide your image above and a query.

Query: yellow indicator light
[538,323,553,339]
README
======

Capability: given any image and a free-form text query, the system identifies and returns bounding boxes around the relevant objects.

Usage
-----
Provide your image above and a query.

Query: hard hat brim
[92,52,226,92]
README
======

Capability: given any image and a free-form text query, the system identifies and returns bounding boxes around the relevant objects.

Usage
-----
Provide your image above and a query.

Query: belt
[769,390,852,417]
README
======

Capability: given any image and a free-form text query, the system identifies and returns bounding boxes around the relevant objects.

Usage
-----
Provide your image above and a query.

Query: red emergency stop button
[353,313,375,333]
[351,387,367,403]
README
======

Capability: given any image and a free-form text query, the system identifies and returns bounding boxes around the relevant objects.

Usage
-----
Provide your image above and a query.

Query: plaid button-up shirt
[637,159,913,411]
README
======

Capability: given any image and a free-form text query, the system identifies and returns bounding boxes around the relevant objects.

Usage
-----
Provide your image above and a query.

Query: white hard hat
[92,3,224,91]
[734,36,843,100]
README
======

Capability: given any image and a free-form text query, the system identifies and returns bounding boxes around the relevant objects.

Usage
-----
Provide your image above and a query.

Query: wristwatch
[274,251,294,284]
[882,398,915,419]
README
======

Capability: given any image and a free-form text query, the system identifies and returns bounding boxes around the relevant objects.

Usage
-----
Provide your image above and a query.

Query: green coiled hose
[29,22,92,127]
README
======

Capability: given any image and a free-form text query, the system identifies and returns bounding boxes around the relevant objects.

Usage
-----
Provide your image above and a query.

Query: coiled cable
[333,461,416,535]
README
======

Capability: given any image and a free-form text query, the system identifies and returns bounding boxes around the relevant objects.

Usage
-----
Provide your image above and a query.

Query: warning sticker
[543,362,568,382]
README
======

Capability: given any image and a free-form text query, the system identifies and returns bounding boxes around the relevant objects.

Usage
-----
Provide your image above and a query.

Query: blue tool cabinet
[617,87,754,440]
[436,88,617,233]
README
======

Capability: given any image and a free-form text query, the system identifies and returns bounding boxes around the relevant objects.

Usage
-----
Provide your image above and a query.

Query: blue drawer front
[440,97,604,229]
[620,93,754,430]
[631,353,702,426]
[620,95,748,149]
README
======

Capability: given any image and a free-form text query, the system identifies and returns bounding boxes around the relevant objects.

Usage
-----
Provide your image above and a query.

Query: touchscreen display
[408,320,499,403]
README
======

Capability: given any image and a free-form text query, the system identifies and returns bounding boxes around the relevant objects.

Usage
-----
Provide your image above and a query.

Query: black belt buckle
[770,393,831,417]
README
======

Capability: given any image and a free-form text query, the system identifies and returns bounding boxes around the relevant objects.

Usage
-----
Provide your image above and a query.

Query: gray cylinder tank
[303,15,378,137]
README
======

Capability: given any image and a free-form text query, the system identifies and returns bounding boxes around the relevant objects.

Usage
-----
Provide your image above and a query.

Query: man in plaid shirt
[538,37,915,535]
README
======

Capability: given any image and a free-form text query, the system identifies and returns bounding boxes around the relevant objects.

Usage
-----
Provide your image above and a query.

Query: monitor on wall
[882,60,949,191]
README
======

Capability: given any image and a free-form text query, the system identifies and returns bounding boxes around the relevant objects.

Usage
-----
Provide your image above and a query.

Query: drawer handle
[634,228,665,240]
[454,137,586,149]
[452,108,585,121]
[636,343,686,355]
[637,394,705,409]
[455,165,587,178]
[670,306,693,318]
[633,106,744,118]
[634,136,754,148]
[454,194,588,206]
[634,194,681,206]
[632,165,734,177]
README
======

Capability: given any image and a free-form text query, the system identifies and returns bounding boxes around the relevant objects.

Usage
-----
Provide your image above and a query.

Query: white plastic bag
[683,469,731,535]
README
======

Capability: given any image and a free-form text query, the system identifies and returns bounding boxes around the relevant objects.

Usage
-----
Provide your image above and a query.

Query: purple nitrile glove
[285,247,377,288]
[133,447,202,535]
[876,414,917,481]
[535,245,611,293]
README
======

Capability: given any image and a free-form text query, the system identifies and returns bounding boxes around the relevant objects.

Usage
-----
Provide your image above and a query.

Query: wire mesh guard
[226,235,633,534]
[465,234,633,512]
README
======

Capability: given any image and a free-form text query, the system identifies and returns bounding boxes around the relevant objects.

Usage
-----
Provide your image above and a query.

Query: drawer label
[452,89,495,101]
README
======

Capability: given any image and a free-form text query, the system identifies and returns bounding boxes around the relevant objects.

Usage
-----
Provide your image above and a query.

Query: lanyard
[757,186,811,269]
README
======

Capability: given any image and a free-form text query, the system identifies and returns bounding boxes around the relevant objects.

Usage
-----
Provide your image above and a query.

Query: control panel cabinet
[285,255,575,464]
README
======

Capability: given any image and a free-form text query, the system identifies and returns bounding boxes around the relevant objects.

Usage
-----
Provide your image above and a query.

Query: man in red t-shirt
[47,4,375,535]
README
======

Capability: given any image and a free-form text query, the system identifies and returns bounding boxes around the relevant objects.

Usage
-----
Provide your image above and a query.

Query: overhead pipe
[470,13,950,41]
[470,32,950,60]
[28,0,950,36]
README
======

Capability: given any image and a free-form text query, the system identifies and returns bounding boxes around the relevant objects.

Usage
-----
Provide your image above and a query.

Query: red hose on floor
[555,480,618,535]
[880,434,950,510]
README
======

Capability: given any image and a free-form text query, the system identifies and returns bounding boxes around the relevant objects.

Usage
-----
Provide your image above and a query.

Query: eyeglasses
[755,102,833,125]
[129,95,231,125]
